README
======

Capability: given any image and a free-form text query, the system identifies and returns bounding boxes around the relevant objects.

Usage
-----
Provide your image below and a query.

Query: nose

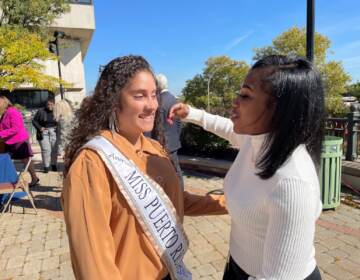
[233,95,240,107]
[145,96,158,112]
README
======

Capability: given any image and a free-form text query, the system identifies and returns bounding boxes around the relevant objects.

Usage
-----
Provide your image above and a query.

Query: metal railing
[325,109,360,161]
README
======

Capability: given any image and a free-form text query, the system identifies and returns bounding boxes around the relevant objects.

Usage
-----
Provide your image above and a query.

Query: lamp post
[306,0,315,62]
[207,63,236,112]
[49,31,66,100]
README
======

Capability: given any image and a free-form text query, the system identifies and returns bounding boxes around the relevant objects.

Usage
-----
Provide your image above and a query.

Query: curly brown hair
[64,55,155,174]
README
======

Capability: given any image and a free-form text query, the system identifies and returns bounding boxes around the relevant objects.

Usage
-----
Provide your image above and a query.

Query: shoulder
[68,147,108,178]
[275,145,318,185]
[269,145,321,201]
[146,137,168,157]
[6,107,21,116]
[63,147,114,201]
[161,91,177,103]
[34,108,45,116]
[5,107,23,121]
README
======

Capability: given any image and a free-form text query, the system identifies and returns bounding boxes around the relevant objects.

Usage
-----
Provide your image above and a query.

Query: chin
[233,126,243,134]
[141,125,154,133]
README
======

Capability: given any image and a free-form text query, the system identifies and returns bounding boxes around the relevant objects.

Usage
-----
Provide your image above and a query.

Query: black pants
[223,256,322,280]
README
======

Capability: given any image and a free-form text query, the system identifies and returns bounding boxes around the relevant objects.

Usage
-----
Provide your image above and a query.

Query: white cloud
[224,31,254,52]
[319,17,360,36]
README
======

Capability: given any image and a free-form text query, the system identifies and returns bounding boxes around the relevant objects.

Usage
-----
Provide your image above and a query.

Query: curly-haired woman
[170,55,324,280]
[61,55,227,280]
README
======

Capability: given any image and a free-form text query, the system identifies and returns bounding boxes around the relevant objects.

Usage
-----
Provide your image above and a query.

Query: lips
[139,113,155,121]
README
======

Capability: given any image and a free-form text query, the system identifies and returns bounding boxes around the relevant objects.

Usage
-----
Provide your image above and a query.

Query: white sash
[83,136,192,280]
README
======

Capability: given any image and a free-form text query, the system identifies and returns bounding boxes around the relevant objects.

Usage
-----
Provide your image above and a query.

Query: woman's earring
[109,111,118,132]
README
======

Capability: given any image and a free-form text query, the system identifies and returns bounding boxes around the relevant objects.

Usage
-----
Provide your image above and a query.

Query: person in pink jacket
[0,96,39,186]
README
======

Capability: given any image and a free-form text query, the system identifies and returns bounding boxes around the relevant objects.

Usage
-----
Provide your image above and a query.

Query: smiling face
[116,70,158,139]
[46,100,55,111]
[231,68,275,135]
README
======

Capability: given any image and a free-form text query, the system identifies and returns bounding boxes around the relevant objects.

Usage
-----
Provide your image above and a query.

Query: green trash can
[319,136,343,210]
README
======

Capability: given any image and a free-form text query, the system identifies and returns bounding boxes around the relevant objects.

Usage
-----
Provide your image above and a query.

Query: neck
[117,129,142,150]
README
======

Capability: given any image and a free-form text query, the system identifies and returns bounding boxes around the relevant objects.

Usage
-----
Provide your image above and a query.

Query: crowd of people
[1,53,325,280]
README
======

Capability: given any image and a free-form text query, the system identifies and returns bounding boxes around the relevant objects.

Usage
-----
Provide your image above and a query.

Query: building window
[0,90,54,109]
[68,0,92,4]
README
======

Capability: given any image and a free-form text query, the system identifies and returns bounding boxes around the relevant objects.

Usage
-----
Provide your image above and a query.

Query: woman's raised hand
[167,103,190,125]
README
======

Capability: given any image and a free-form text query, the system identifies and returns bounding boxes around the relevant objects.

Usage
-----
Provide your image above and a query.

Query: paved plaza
[0,159,359,279]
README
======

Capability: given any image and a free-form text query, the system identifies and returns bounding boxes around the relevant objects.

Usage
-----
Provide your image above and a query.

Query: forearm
[32,119,42,130]
[183,191,227,216]
[184,106,242,148]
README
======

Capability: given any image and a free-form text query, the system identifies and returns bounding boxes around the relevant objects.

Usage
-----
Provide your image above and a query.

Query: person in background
[169,55,324,280]
[32,97,58,173]
[150,73,184,190]
[0,96,39,187]
[54,99,74,158]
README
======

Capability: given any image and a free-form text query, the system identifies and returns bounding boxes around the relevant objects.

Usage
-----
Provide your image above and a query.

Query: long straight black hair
[253,55,325,179]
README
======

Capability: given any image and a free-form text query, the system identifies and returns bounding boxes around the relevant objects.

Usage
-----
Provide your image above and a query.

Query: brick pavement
[0,164,359,279]
[183,172,360,280]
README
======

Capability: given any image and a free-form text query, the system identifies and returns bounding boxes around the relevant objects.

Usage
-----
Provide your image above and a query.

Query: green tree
[182,56,249,117]
[0,0,70,94]
[0,0,69,34]
[180,56,249,158]
[0,26,64,91]
[347,82,360,99]
[253,27,351,116]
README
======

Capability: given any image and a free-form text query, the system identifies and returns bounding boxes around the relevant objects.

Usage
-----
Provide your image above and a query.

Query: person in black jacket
[32,97,58,173]
[150,74,184,191]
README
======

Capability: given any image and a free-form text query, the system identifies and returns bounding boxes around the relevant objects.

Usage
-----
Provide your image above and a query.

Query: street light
[207,63,236,112]
[306,0,315,62]
[49,31,66,100]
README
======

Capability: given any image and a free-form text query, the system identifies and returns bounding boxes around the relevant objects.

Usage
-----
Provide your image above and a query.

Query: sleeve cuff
[184,106,204,123]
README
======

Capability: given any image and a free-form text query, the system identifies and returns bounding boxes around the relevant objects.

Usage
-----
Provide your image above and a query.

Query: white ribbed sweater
[185,107,322,280]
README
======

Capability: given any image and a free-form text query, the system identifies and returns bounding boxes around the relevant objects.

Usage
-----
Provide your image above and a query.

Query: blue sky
[84,0,360,95]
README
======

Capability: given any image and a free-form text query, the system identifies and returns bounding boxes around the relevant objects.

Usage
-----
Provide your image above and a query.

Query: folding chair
[0,158,37,215]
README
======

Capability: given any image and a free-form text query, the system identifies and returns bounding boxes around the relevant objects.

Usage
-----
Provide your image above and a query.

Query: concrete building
[47,0,95,107]
[3,0,95,109]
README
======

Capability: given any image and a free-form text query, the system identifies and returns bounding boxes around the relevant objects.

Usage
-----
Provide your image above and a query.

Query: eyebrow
[130,89,156,94]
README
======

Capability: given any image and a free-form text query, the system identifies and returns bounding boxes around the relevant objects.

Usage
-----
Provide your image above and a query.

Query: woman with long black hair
[170,55,324,280]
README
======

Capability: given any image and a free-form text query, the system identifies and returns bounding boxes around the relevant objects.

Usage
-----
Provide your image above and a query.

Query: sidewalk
[0,155,359,279]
